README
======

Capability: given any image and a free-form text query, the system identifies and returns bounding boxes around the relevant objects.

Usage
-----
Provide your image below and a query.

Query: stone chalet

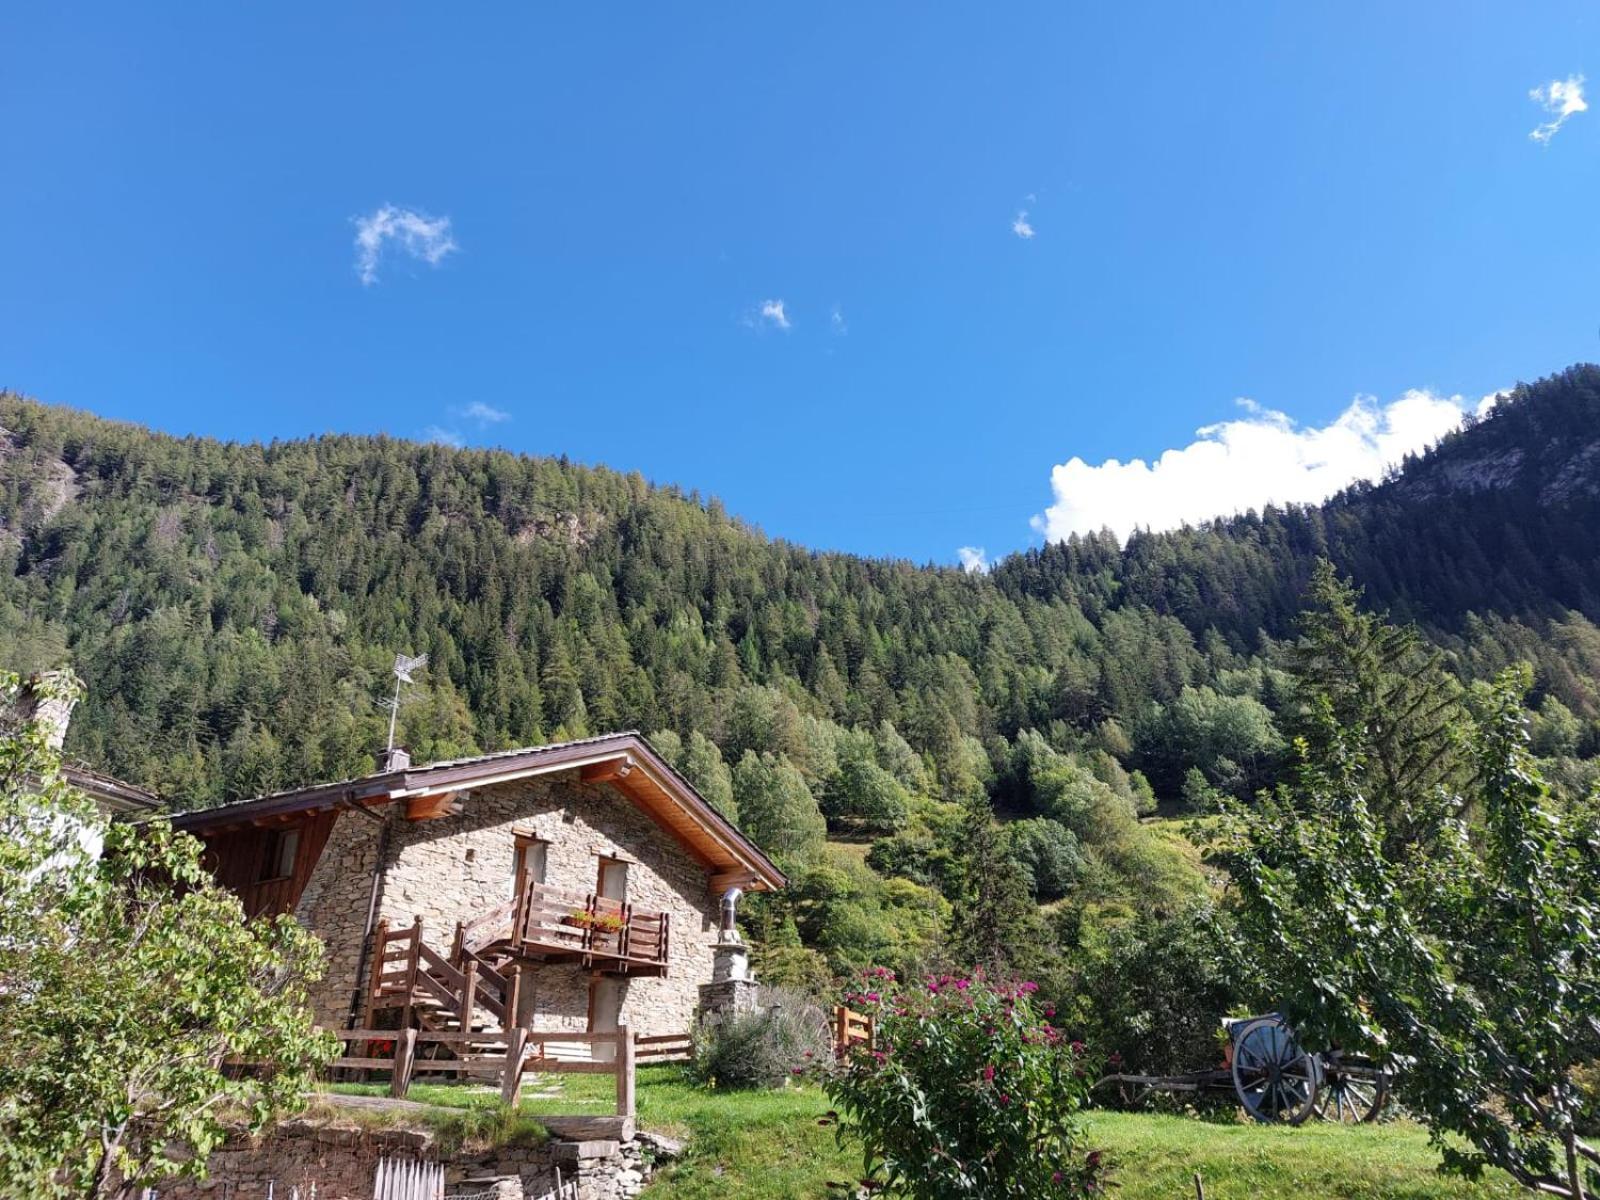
[171,734,784,1045]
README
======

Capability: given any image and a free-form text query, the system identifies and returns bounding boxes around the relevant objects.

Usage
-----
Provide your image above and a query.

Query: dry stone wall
[134,1118,676,1200]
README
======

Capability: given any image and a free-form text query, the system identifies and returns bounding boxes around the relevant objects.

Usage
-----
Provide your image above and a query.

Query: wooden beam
[710,869,761,894]
[580,756,634,784]
[249,812,302,828]
[404,791,460,821]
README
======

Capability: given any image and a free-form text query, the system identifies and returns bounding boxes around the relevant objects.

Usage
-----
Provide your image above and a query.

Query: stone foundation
[137,1117,679,1200]
[698,977,761,1018]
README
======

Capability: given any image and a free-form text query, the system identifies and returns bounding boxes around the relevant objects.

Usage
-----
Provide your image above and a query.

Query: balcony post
[501,1026,528,1106]
[615,1024,636,1118]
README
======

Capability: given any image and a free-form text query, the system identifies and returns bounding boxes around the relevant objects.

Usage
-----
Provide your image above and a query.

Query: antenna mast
[385,652,428,755]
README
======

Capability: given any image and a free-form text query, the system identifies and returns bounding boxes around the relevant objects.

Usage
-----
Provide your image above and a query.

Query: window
[259,828,299,882]
[513,835,547,899]
[597,856,628,902]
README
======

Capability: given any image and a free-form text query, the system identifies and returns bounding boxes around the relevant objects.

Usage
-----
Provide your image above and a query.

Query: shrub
[689,990,831,1090]
[825,970,1106,1198]
[1007,817,1084,901]
[1056,902,1239,1080]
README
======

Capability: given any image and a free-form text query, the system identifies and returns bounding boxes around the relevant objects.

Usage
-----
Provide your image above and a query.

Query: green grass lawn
[325,1069,1525,1199]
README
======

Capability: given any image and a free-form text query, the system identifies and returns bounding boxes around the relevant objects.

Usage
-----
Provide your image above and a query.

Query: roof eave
[168,733,787,891]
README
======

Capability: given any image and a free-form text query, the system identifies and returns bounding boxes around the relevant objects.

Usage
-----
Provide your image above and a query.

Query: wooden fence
[329,1026,647,1114]
[636,1031,693,1064]
[373,1155,445,1200]
[832,1004,874,1054]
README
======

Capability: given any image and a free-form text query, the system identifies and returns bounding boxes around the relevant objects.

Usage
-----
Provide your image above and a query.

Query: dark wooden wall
[198,809,338,918]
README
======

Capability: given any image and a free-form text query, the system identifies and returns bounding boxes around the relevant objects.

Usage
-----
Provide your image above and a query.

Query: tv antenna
[385,652,428,756]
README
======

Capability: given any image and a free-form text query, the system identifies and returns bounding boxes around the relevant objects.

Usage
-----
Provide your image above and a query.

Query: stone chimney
[12,670,79,751]
[698,886,760,1020]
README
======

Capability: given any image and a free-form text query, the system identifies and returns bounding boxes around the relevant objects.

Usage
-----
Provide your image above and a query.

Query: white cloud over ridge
[1012,210,1036,239]
[1529,75,1587,144]
[458,401,510,424]
[957,546,989,574]
[421,425,465,448]
[354,205,457,285]
[1033,389,1498,544]
[758,299,791,330]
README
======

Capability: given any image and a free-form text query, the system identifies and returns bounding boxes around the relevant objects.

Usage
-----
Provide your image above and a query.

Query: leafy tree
[788,851,948,979]
[651,728,737,820]
[731,750,826,866]
[874,719,931,794]
[1006,818,1083,901]
[0,672,338,1199]
[1532,695,1585,759]
[1133,684,1282,800]
[1057,904,1240,1078]
[680,730,737,819]
[1225,673,1600,1197]
[822,758,912,835]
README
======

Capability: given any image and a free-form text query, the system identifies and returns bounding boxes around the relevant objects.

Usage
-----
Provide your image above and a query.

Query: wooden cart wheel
[1231,1016,1319,1125]
[1313,1060,1390,1124]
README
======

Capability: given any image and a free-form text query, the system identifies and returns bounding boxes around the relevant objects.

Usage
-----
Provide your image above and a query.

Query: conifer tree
[945,793,1048,977]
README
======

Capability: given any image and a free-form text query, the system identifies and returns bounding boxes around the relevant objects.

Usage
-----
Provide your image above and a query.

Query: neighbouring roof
[63,764,163,817]
[170,732,785,891]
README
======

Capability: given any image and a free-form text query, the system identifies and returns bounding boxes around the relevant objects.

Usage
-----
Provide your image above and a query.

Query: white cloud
[957,546,990,574]
[1529,75,1587,144]
[421,425,464,448]
[1033,388,1496,543]
[354,204,458,285]
[830,304,847,335]
[758,299,791,330]
[456,401,510,425]
[1012,210,1036,239]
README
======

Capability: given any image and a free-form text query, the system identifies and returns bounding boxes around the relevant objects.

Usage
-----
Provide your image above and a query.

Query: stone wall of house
[377,774,719,1038]
[134,1118,676,1200]
[293,809,384,1030]
[291,771,720,1036]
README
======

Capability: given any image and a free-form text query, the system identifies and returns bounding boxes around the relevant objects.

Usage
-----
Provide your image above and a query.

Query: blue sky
[2,4,1596,567]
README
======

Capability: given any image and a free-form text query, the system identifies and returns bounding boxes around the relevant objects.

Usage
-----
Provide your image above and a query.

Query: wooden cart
[1095,1013,1391,1125]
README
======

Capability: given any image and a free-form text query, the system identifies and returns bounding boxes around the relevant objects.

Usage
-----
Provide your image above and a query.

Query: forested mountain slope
[1,364,1598,818]
[995,364,1600,647]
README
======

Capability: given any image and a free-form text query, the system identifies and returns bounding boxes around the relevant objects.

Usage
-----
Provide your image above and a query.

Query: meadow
[330,1068,1524,1199]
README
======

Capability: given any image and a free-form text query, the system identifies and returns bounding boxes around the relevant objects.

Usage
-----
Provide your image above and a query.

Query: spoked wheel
[1231,1016,1319,1125]
[1314,1061,1390,1124]
[1116,1078,1156,1109]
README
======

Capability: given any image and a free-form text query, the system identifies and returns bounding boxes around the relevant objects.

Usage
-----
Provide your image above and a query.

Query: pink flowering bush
[825,969,1105,1198]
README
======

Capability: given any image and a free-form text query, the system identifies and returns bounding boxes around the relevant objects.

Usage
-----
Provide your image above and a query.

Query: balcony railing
[506,880,670,973]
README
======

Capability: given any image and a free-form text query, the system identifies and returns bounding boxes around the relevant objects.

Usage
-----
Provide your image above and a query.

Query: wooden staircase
[362,881,672,1052]
[364,915,523,1058]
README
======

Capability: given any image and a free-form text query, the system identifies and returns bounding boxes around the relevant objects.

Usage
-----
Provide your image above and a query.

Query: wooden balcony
[461,881,671,977]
